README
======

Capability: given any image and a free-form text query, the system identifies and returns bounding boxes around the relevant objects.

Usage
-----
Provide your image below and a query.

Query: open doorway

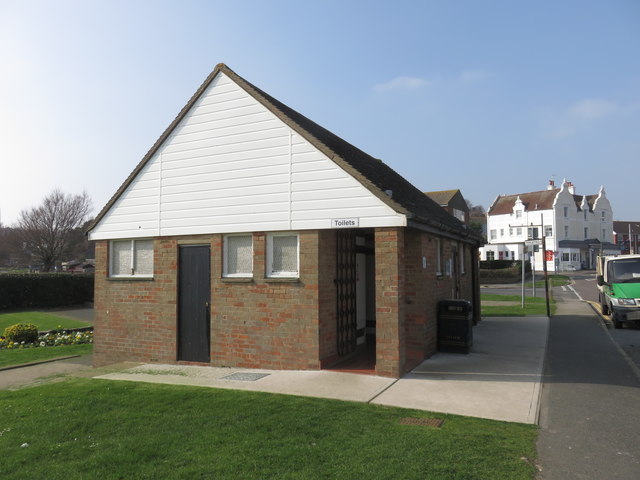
[332,229,376,374]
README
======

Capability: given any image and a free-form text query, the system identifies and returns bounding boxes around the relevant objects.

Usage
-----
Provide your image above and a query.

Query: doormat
[399,417,444,428]
[221,372,271,382]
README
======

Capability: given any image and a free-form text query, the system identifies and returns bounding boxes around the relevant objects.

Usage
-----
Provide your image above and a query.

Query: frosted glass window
[110,239,153,278]
[224,235,253,277]
[267,233,299,277]
[111,241,132,276]
[134,240,154,276]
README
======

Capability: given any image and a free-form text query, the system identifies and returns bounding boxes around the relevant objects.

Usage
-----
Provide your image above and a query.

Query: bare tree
[17,190,92,272]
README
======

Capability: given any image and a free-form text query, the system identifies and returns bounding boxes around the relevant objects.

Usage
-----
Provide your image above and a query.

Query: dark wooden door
[178,245,211,362]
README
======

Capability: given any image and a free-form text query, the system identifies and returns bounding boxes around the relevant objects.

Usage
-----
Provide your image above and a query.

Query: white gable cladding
[89,73,405,241]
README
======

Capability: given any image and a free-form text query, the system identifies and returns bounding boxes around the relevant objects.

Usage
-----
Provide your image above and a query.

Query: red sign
[545,250,554,261]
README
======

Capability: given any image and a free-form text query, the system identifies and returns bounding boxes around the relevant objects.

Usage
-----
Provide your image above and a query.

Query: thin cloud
[541,98,620,138]
[458,69,494,84]
[373,76,430,93]
[567,98,618,122]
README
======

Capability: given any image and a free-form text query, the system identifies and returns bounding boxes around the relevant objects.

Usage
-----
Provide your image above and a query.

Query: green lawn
[0,378,538,479]
[0,344,93,368]
[481,293,555,317]
[0,311,91,332]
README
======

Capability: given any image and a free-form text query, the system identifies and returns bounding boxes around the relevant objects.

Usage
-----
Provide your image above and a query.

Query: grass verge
[0,311,91,332]
[0,344,93,368]
[482,293,555,317]
[525,275,571,288]
[0,378,538,479]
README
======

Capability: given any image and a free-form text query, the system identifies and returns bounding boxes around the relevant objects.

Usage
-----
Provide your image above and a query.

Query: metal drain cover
[221,372,271,382]
[399,417,444,428]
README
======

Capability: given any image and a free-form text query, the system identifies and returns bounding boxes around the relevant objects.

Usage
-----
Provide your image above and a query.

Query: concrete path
[43,306,95,323]
[0,355,93,390]
[536,288,640,479]
[95,315,548,424]
[372,316,548,423]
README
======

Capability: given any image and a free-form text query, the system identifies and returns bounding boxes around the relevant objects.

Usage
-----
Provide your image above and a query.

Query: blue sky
[1,0,639,225]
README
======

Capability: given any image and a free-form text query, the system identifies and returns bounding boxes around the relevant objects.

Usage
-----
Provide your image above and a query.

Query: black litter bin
[437,299,473,354]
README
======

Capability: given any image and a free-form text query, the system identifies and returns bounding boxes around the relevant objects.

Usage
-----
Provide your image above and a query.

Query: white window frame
[489,229,497,241]
[109,239,154,278]
[223,234,253,278]
[436,237,443,276]
[544,225,553,237]
[266,232,299,278]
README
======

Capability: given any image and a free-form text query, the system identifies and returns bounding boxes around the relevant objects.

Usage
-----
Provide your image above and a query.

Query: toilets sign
[331,218,359,228]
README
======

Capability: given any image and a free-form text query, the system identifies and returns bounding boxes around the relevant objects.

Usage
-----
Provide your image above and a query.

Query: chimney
[567,181,575,194]
[547,179,555,190]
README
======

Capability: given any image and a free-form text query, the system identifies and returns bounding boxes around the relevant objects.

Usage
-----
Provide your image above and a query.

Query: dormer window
[515,210,522,219]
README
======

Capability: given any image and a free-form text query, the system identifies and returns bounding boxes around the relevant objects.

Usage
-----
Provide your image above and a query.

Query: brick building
[87,64,481,378]
[424,189,470,224]
[613,221,640,255]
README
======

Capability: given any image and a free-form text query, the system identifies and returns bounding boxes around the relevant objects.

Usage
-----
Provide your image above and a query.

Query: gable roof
[88,64,479,243]
[613,221,640,235]
[424,189,461,206]
[488,189,559,215]
[489,187,598,216]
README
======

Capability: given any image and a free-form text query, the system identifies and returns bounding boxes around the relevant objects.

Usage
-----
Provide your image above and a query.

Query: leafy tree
[17,190,92,272]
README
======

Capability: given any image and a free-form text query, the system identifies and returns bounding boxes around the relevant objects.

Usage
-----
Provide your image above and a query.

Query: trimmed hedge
[0,273,94,310]
[480,261,532,284]
[480,260,531,272]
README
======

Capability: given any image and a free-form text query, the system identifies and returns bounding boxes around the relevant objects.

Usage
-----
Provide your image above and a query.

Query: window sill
[221,277,253,283]
[107,277,154,282]
[265,277,300,283]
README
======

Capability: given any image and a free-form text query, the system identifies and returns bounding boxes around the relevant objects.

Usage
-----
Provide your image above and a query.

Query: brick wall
[402,230,478,374]
[93,238,180,367]
[94,227,478,377]
[374,227,406,378]
[211,231,322,370]
[94,231,328,370]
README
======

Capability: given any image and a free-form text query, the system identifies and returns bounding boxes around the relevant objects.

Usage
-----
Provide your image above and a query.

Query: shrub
[480,260,531,272]
[479,261,532,284]
[3,323,39,343]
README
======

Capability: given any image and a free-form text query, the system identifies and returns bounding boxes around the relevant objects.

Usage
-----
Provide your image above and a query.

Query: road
[536,273,640,479]
[565,270,640,371]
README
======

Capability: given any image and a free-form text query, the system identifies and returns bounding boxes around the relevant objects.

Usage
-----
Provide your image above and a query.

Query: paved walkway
[0,355,93,390]
[42,305,95,323]
[536,289,640,479]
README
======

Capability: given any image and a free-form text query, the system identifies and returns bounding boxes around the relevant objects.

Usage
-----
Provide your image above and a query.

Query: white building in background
[480,180,620,271]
